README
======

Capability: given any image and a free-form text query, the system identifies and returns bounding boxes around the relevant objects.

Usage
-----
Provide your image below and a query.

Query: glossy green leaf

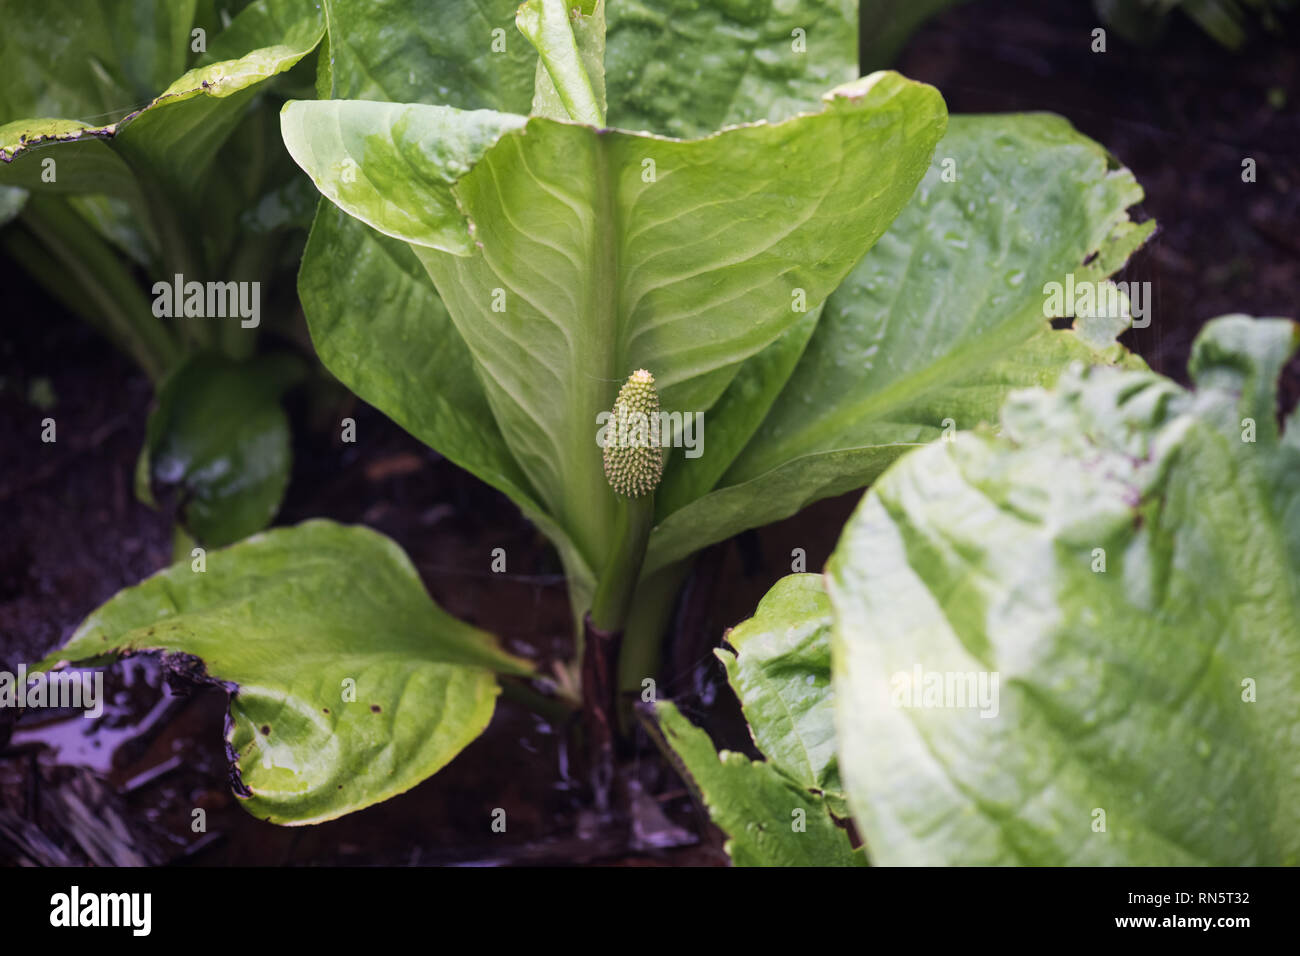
[202,0,320,65]
[605,0,858,138]
[136,352,303,547]
[0,0,194,123]
[296,202,575,551]
[0,0,323,210]
[285,73,947,577]
[111,0,324,201]
[655,309,820,517]
[731,113,1153,476]
[35,520,533,825]
[279,101,527,255]
[314,0,537,106]
[717,573,846,816]
[644,113,1154,576]
[828,315,1300,865]
[294,0,600,614]
[650,701,864,866]
[605,0,858,520]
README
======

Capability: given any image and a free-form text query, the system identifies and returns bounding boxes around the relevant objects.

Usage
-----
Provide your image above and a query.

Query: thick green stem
[616,560,692,691]
[581,492,653,804]
[589,493,654,633]
[17,195,181,382]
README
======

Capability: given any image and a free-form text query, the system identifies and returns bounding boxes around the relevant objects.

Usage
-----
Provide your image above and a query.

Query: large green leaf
[648,574,863,863]
[301,0,858,514]
[655,308,820,517]
[112,0,324,202]
[283,73,946,575]
[649,701,864,866]
[716,573,846,816]
[295,203,598,601]
[643,113,1154,576]
[136,352,303,548]
[605,0,858,138]
[294,0,537,509]
[603,0,860,519]
[35,521,534,825]
[279,101,527,255]
[0,0,323,212]
[314,0,538,106]
[299,206,534,504]
[0,0,194,123]
[828,315,1300,865]
[293,0,595,605]
[294,0,538,520]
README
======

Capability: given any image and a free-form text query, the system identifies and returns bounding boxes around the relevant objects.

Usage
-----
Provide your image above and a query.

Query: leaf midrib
[565,131,621,570]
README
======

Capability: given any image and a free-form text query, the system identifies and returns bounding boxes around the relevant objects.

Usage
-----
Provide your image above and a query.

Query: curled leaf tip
[603,369,663,498]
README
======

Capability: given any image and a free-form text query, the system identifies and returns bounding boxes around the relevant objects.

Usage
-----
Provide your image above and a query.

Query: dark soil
[1,0,1296,866]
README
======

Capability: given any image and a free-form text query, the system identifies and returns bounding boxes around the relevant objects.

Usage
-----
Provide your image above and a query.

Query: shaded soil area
[1,0,1296,865]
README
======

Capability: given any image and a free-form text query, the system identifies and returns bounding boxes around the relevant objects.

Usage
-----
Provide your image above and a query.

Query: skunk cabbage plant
[37,0,1160,824]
